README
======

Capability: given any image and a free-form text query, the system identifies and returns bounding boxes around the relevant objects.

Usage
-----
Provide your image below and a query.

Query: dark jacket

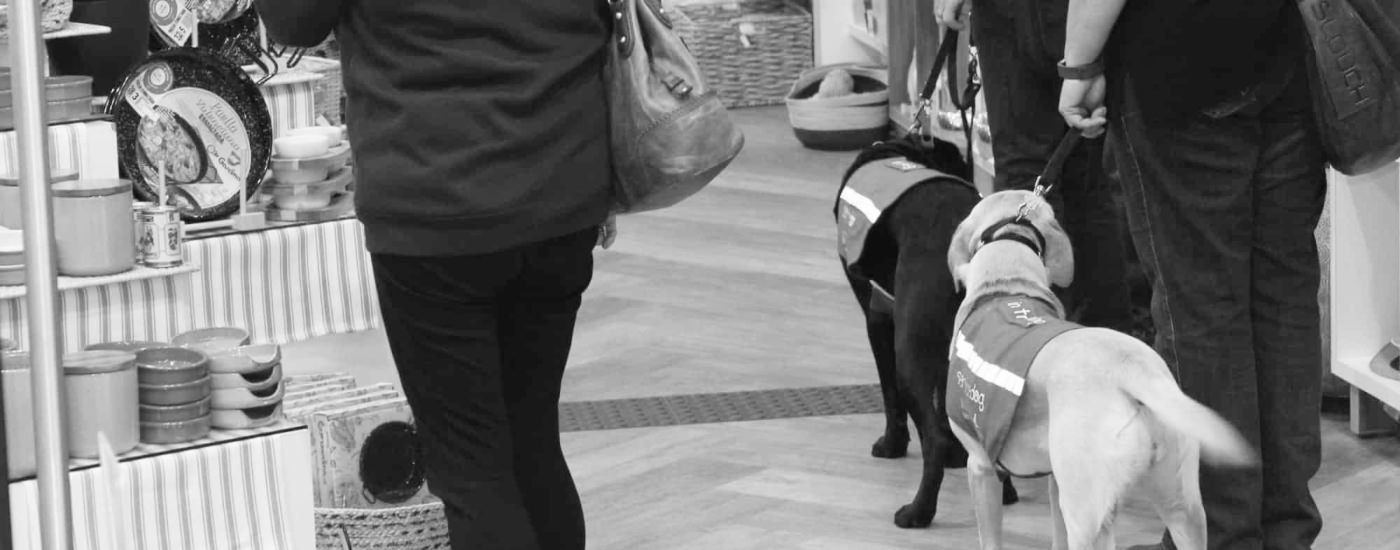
[256,0,613,256]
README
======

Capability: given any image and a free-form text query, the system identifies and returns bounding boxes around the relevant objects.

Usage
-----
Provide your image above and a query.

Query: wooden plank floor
[282,107,1400,549]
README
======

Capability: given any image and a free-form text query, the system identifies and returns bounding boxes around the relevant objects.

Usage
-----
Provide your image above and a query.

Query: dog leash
[910,28,981,168]
[1015,129,1081,221]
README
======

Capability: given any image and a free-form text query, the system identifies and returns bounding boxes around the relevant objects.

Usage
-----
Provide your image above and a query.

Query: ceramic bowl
[273,135,330,159]
[138,375,212,406]
[211,361,282,390]
[0,264,25,286]
[211,401,283,430]
[212,378,285,409]
[172,327,250,354]
[268,143,351,185]
[140,415,212,444]
[287,126,343,148]
[134,347,210,385]
[207,343,281,374]
[86,340,167,354]
[140,395,211,423]
[262,167,352,210]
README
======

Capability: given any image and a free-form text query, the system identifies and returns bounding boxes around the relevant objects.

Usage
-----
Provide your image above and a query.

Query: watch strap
[1057,58,1104,80]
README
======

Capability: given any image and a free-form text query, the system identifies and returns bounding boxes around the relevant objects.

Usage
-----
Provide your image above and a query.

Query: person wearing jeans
[936,0,1134,333]
[1060,1,1325,549]
[257,1,615,548]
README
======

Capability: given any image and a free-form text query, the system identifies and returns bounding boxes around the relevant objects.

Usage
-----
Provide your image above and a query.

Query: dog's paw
[871,434,909,459]
[1002,481,1020,505]
[894,504,934,529]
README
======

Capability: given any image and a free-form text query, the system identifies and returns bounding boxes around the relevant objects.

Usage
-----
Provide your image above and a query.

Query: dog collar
[979,217,1047,259]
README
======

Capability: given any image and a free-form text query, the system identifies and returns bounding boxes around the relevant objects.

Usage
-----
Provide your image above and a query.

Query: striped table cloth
[0,218,382,351]
[7,424,315,550]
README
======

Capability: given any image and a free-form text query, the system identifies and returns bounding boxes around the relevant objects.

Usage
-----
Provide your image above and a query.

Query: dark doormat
[559,384,883,432]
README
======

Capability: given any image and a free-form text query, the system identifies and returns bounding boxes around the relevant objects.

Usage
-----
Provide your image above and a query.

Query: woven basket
[785,64,889,150]
[675,0,813,108]
[315,502,451,550]
[0,0,74,38]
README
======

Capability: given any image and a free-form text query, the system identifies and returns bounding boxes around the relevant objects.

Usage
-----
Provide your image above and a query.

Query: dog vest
[947,294,1082,477]
[835,156,972,310]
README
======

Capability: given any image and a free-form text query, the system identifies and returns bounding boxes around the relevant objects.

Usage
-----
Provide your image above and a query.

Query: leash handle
[911,27,981,169]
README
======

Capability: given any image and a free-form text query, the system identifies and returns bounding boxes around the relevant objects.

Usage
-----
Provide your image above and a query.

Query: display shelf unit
[1327,162,1400,436]
[0,265,198,301]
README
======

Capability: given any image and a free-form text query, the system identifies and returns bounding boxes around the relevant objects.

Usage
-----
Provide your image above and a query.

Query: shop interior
[0,0,1397,548]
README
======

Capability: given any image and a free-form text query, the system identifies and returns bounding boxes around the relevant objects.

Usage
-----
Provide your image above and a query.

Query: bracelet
[1057,58,1104,80]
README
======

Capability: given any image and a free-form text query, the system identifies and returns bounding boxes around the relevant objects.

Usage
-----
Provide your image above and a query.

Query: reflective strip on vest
[836,157,963,268]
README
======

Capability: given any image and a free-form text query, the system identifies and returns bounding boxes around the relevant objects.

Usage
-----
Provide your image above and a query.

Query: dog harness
[948,293,1083,478]
[835,156,973,309]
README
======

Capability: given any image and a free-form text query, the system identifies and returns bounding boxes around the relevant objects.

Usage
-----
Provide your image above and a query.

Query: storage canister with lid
[63,350,140,458]
[2,351,36,479]
[52,179,136,276]
[0,169,80,229]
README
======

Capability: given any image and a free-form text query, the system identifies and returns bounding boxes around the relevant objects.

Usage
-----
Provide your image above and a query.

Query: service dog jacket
[836,157,968,272]
[948,294,1082,477]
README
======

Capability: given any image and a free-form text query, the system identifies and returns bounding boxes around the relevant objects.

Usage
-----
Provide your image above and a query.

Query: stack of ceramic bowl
[262,126,354,222]
[206,343,286,430]
[132,346,213,444]
[0,229,22,286]
[0,75,96,129]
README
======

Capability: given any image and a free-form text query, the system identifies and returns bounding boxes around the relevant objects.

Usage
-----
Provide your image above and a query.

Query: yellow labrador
[944,190,1256,550]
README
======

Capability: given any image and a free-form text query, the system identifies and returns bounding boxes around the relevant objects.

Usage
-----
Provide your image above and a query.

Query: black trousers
[971,0,1134,332]
[371,227,597,550]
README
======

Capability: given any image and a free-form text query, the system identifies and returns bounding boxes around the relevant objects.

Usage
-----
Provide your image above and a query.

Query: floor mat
[559,384,883,432]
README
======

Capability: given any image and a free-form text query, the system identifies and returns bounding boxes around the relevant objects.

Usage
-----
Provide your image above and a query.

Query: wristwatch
[1057,59,1104,80]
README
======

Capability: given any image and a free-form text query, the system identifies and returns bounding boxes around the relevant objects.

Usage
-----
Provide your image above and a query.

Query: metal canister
[132,201,151,256]
[139,205,183,267]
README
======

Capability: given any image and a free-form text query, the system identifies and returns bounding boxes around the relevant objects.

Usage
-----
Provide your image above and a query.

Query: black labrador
[836,137,1019,528]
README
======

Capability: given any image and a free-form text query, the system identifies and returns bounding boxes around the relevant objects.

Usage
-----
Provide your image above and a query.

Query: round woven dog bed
[785,64,890,151]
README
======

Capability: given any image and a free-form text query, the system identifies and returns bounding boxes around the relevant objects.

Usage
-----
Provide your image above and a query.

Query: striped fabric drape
[0,219,381,351]
[258,78,318,139]
[0,121,120,179]
[8,425,316,550]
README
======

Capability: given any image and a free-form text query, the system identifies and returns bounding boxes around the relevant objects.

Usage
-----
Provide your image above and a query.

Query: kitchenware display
[273,134,330,159]
[211,401,282,429]
[108,48,272,222]
[262,165,352,211]
[3,351,35,479]
[138,375,211,406]
[172,326,250,353]
[139,415,212,444]
[51,179,136,276]
[211,361,281,390]
[309,398,430,508]
[86,340,167,354]
[206,343,280,374]
[139,395,211,423]
[63,350,140,458]
[134,346,209,385]
[0,169,81,229]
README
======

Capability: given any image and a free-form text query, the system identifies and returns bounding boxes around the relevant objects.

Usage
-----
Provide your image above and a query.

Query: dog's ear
[1041,217,1075,288]
[947,217,978,292]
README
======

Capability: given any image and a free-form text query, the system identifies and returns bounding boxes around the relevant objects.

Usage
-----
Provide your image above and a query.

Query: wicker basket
[785,64,889,151]
[315,502,451,550]
[675,0,813,108]
[0,0,74,38]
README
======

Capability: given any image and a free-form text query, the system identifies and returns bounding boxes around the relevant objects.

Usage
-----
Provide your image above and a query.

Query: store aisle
[281,107,1400,549]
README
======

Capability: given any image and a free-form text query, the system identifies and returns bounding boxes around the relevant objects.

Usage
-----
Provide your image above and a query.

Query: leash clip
[1014,177,1054,222]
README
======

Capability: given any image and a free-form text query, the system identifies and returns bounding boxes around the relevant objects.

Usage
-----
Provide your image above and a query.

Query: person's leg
[498,228,597,550]
[371,251,541,550]
[1250,74,1325,550]
[1108,88,1266,550]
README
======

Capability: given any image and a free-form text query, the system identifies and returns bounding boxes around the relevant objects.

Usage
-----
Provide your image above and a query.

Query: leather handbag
[604,0,745,214]
[1298,0,1400,175]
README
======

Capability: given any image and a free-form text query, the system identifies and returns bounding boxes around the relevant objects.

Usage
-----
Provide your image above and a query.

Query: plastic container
[0,169,80,229]
[261,167,352,211]
[51,179,135,276]
[3,351,35,479]
[140,396,211,423]
[268,143,351,185]
[140,415,211,444]
[138,375,212,406]
[134,346,209,385]
[63,350,140,458]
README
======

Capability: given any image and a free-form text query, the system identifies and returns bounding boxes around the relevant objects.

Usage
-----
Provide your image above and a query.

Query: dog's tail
[1121,369,1258,468]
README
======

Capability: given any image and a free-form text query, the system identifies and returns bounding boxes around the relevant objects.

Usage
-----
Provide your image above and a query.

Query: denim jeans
[971,0,1133,332]
[1108,60,1325,550]
[371,227,596,550]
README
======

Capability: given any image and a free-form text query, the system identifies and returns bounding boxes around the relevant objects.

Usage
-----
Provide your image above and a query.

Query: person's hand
[935,0,970,30]
[597,215,617,249]
[1059,75,1108,139]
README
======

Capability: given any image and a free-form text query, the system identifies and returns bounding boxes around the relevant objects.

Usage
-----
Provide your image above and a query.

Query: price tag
[124,63,174,120]
[151,0,199,47]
